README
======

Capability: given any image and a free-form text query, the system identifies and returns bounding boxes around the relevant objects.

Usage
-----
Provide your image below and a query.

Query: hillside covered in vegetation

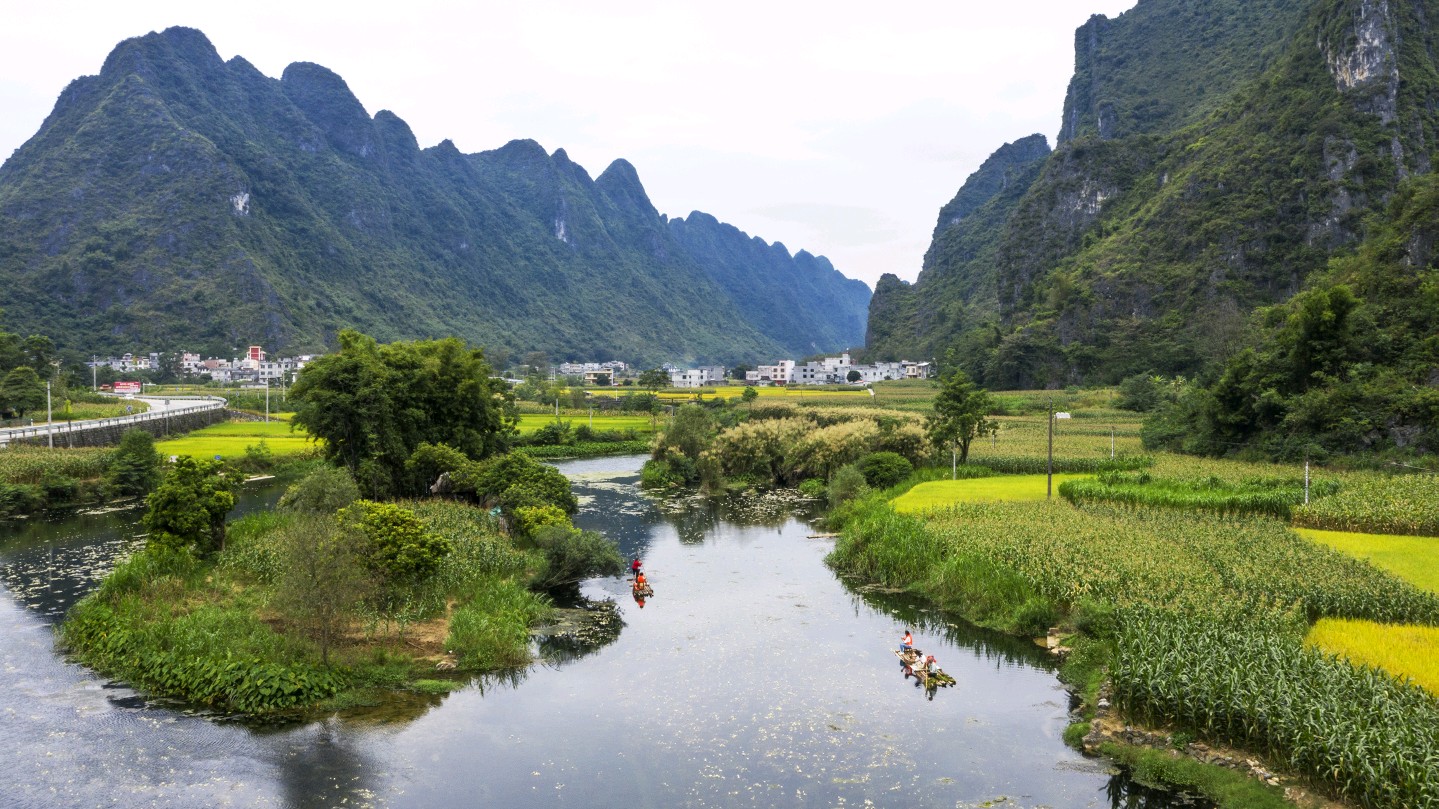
[0,27,870,365]
[869,0,1439,459]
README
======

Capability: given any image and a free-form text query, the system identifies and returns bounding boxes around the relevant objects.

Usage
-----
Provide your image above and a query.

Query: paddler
[900,629,914,652]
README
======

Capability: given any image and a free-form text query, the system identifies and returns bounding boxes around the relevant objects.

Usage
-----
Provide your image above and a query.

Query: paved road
[0,395,226,448]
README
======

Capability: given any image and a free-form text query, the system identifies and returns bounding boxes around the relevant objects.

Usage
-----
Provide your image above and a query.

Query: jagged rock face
[0,28,869,363]
[869,0,1439,388]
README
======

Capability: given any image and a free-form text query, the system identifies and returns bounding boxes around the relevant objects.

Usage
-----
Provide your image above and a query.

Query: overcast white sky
[0,0,1138,288]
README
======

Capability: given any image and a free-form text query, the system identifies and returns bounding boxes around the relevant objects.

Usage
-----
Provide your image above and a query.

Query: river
[0,455,1204,808]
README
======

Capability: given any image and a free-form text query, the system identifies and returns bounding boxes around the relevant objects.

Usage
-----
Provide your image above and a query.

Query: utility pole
[265,378,270,423]
[1304,452,1310,505]
[91,356,97,392]
[46,381,53,449]
[1046,396,1054,499]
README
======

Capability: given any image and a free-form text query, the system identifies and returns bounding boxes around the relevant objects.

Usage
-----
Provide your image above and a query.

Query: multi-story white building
[669,366,727,388]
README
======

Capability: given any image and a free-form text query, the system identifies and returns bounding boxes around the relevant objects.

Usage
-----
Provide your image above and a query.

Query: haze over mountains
[869,0,1439,390]
[0,27,870,364]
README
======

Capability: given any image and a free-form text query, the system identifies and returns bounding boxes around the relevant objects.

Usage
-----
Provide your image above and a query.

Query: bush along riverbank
[825,471,1439,809]
[62,453,624,716]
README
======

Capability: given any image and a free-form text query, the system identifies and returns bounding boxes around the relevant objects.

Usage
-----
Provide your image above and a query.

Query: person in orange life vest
[633,572,647,591]
[900,630,914,652]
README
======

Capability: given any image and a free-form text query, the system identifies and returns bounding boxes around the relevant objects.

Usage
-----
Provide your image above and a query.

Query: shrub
[827,464,871,509]
[797,478,826,498]
[108,429,161,497]
[461,453,577,514]
[278,465,360,514]
[858,452,913,489]
[528,525,625,589]
[339,500,451,586]
[512,504,571,537]
[529,420,573,446]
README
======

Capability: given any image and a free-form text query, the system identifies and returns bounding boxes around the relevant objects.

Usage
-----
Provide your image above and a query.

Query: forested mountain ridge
[868,0,1439,391]
[0,27,869,364]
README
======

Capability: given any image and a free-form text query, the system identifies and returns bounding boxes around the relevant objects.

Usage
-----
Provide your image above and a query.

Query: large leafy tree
[0,366,46,418]
[926,368,997,466]
[290,330,516,497]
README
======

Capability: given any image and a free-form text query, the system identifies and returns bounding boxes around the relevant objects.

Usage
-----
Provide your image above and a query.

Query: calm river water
[0,455,1203,808]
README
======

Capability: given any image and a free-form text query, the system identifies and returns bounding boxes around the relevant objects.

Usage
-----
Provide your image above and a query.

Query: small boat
[893,648,956,688]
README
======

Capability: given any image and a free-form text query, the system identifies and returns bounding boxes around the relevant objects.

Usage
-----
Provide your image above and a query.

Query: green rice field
[154,420,315,459]
[891,474,1088,512]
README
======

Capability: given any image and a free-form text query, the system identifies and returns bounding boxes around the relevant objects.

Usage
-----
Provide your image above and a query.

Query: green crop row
[1293,474,1439,537]
[1058,472,1336,519]
[1112,610,1439,809]
[917,501,1439,626]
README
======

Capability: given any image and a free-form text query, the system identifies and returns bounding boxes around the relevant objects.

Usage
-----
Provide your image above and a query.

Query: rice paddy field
[1296,528,1439,594]
[154,420,316,460]
[1306,618,1439,695]
[892,474,1088,511]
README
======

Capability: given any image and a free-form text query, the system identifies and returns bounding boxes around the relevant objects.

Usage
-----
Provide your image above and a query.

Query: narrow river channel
[0,455,1203,808]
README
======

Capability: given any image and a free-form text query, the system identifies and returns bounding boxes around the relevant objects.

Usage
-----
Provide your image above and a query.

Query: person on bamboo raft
[631,558,643,576]
[900,630,914,652]
[633,572,648,592]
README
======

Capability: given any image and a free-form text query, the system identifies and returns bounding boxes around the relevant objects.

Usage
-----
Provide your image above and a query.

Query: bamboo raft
[894,648,957,687]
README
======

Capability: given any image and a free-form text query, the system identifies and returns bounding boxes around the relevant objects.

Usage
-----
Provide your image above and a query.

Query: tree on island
[926,368,998,471]
[290,330,516,497]
[143,457,238,556]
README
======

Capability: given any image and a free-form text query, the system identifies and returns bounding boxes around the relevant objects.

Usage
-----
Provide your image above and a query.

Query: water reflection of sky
[0,456,1203,808]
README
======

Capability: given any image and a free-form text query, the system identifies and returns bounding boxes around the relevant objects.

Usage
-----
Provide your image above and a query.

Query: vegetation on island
[61,332,624,715]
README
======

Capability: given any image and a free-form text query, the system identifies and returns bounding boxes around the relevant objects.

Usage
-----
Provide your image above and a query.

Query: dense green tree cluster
[1142,174,1439,460]
[290,330,516,497]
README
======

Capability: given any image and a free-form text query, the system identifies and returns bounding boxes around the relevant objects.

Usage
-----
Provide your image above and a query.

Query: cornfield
[1058,472,1336,519]
[921,501,1439,626]
[1113,611,1439,809]
[0,446,112,485]
[1293,474,1439,537]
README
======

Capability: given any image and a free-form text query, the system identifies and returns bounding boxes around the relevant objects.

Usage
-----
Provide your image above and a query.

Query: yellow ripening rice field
[1295,527,1439,594]
[1306,617,1439,695]
[892,474,1089,512]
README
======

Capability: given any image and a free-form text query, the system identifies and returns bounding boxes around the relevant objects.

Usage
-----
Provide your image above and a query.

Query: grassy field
[155,420,315,459]
[1306,617,1439,695]
[892,474,1088,512]
[1297,527,1439,594]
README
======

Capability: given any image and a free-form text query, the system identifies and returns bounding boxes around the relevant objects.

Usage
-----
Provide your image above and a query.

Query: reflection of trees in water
[248,718,383,808]
[1104,768,1215,808]
[533,592,624,666]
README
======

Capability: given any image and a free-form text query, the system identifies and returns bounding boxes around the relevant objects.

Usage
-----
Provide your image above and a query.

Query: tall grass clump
[446,578,552,669]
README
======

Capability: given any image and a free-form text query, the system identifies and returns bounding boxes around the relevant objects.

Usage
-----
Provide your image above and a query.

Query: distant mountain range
[0,27,870,364]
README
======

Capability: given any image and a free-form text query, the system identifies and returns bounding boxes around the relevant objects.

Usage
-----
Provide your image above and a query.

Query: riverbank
[825,469,1439,809]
